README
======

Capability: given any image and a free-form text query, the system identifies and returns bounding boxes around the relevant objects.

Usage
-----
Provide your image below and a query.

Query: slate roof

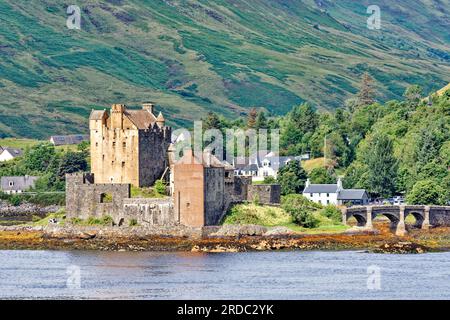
[50,135,89,146]
[1,176,39,192]
[1,147,23,158]
[303,184,340,194]
[338,189,368,200]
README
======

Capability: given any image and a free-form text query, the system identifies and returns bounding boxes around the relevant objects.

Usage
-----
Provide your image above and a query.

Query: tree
[58,151,88,178]
[255,110,268,129]
[403,85,423,106]
[23,143,57,172]
[406,180,446,205]
[247,108,258,129]
[280,103,319,151]
[277,160,308,195]
[363,133,398,197]
[357,72,375,107]
[203,112,221,130]
[309,167,336,184]
[415,128,442,167]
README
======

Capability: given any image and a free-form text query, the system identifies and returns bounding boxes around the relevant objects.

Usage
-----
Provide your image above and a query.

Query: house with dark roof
[50,134,89,146]
[0,176,39,194]
[0,147,23,162]
[303,178,369,206]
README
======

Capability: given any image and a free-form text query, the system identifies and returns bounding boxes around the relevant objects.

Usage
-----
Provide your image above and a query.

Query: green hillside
[0,0,449,138]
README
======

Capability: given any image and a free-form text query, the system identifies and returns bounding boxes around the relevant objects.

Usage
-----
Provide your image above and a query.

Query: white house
[234,151,302,182]
[0,147,23,162]
[0,176,39,194]
[302,178,369,206]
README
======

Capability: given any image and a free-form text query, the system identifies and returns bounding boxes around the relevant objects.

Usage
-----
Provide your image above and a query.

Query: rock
[77,232,96,240]
[191,245,242,253]
[264,227,295,236]
[373,241,430,254]
[211,225,267,237]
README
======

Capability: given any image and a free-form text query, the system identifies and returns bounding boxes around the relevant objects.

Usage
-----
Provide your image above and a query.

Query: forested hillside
[204,80,450,203]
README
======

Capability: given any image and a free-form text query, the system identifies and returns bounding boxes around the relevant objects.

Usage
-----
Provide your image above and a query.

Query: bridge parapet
[342,205,450,235]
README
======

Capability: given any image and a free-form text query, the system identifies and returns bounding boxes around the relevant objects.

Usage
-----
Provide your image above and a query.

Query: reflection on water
[1,250,450,299]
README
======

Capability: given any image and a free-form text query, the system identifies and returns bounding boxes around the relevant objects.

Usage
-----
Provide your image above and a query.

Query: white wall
[303,192,339,205]
[0,151,15,162]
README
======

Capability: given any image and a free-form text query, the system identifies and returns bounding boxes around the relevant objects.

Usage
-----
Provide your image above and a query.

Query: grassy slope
[0,0,449,138]
[224,203,348,234]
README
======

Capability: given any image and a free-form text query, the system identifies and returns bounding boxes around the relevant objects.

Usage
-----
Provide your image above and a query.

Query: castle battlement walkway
[341,205,450,236]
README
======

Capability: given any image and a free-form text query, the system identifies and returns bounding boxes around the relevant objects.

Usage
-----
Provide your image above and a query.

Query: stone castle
[90,103,171,187]
[67,103,281,228]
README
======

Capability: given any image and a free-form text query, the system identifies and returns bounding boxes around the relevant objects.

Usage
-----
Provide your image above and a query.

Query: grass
[0,138,80,151]
[70,215,114,226]
[223,203,348,234]
[130,186,165,198]
[31,209,66,226]
[302,157,334,173]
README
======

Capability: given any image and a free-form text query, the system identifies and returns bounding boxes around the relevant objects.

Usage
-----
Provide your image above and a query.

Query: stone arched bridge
[342,205,450,236]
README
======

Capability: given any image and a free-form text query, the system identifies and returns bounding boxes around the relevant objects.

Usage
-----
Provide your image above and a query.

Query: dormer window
[9,181,14,187]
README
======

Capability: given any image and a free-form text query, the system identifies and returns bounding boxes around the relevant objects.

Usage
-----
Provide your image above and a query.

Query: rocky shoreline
[0,222,447,254]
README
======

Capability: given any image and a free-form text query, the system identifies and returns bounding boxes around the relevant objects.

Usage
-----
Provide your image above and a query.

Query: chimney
[305,178,311,188]
[142,102,154,115]
[337,177,343,190]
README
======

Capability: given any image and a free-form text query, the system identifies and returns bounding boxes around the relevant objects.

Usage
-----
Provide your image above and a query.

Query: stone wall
[66,173,130,222]
[204,167,225,226]
[122,198,176,226]
[247,184,281,204]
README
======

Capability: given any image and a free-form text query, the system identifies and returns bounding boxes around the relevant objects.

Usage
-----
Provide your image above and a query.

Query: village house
[50,134,89,146]
[0,176,38,194]
[302,178,369,206]
[0,147,23,162]
[233,150,304,182]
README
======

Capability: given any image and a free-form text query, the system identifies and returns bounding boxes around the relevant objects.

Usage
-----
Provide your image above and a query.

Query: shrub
[319,205,342,224]
[129,219,138,227]
[155,179,166,195]
[262,176,276,184]
[281,194,320,228]
[9,195,22,206]
[28,193,66,206]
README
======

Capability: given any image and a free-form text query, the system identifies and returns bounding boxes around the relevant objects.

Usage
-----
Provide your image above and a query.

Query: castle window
[112,142,116,148]
[102,155,105,161]
[112,161,114,165]
[96,142,98,147]
[122,161,125,168]
[123,142,126,148]
[100,193,113,203]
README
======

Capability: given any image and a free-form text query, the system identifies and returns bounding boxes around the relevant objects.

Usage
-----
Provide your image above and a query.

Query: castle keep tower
[89,103,171,187]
